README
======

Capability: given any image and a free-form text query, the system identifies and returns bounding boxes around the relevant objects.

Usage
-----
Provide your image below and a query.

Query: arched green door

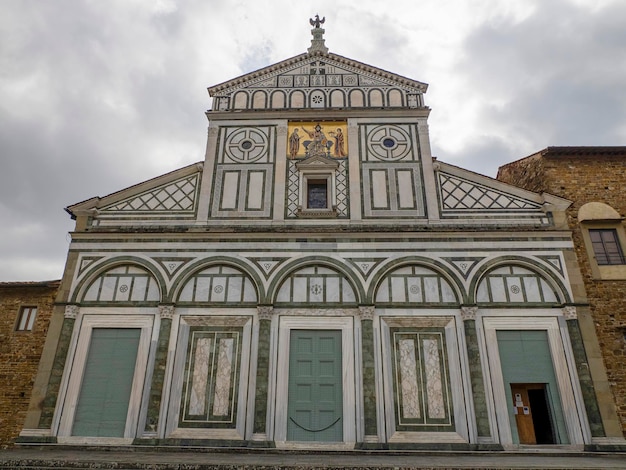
[287,330,343,442]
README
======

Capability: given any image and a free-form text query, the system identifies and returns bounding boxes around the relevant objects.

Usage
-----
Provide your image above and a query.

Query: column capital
[562,306,577,320]
[460,306,478,321]
[257,306,274,320]
[358,306,375,320]
[158,304,175,320]
[64,305,79,319]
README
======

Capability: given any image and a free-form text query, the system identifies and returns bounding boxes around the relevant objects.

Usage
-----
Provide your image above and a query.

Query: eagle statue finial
[310,14,325,28]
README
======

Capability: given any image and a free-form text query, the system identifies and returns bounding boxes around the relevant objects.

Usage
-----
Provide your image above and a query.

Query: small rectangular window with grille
[16,306,37,331]
[589,229,626,265]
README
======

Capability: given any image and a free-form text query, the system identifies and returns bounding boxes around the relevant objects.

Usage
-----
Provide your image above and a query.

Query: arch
[269,257,364,305]
[369,89,384,107]
[471,258,570,305]
[369,258,462,306]
[290,90,305,108]
[349,89,365,107]
[74,259,164,304]
[388,89,403,107]
[578,202,621,221]
[233,91,248,109]
[251,90,267,109]
[330,89,345,107]
[270,90,286,109]
[172,258,263,305]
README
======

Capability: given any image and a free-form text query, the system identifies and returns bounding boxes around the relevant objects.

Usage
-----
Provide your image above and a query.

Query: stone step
[1,446,625,470]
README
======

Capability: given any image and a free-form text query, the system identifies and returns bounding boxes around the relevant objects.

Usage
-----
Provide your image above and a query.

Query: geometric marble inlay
[439,172,542,211]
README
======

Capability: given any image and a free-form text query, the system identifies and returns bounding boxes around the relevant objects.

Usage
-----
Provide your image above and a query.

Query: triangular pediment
[435,161,570,220]
[208,52,428,111]
[295,154,340,170]
[66,162,204,220]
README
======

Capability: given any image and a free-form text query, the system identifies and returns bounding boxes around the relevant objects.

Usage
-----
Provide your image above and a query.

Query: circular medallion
[214,285,224,294]
[119,285,129,293]
[510,285,521,294]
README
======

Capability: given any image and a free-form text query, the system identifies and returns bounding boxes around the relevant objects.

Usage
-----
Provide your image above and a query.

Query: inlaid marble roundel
[224,128,268,163]
[367,125,412,161]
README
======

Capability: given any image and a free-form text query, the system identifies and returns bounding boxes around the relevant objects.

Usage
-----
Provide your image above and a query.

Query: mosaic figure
[288,128,301,159]
[329,128,346,157]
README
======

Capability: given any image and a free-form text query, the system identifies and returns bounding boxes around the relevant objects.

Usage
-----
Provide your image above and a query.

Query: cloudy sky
[1,0,625,281]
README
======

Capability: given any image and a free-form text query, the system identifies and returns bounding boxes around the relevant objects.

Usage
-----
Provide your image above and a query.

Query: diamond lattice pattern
[105,175,198,212]
[439,173,540,211]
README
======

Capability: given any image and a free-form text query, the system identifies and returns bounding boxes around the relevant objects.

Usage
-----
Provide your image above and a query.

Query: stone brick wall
[0,281,59,448]
[498,150,626,435]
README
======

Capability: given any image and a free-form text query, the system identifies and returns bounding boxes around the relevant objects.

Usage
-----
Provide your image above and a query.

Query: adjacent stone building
[0,280,59,447]
[18,23,625,450]
[498,146,626,439]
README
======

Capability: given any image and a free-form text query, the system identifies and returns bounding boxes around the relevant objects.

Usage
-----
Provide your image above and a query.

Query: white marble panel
[423,277,440,303]
[391,277,406,302]
[407,278,423,303]
[489,277,507,302]
[221,172,240,209]
[179,282,195,302]
[399,339,421,419]
[342,279,356,303]
[243,279,257,302]
[115,276,133,301]
[506,276,524,302]
[226,277,242,302]
[423,339,445,419]
[397,171,415,209]
[100,277,117,301]
[309,276,324,303]
[195,278,211,302]
[376,280,390,303]
[189,337,211,416]
[130,277,147,301]
[292,278,307,302]
[247,172,264,209]
[523,277,541,301]
[541,280,558,302]
[211,277,227,302]
[371,170,389,208]
[325,277,340,302]
[213,338,234,417]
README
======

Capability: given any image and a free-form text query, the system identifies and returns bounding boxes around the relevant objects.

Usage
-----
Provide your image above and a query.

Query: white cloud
[0,0,624,280]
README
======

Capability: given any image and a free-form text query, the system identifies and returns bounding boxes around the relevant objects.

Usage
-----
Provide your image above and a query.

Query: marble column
[563,306,605,437]
[460,306,490,438]
[38,305,80,429]
[359,306,377,438]
[253,306,273,436]
[144,304,174,434]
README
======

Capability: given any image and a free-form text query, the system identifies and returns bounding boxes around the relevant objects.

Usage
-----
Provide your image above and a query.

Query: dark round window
[382,138,396,148]
[241,140,253,150]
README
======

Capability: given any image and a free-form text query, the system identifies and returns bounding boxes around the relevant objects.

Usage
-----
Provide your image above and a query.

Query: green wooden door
[287,330,343,442]
[72,328,141,437]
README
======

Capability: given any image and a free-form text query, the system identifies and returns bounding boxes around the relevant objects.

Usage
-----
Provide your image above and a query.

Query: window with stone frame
[16,306,37,331]
[589,229,626,265]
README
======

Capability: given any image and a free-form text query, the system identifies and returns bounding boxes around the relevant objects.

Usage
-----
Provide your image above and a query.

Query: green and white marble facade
[20,21,625,452]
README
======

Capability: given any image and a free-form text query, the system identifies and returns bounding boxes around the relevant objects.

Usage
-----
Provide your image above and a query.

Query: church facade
[20,21,623,450]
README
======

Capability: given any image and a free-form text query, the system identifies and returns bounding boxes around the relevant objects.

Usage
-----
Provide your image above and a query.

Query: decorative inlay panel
[391,329,454,430]
[102,174,199,213]
[375,265,457,305]
[476,265,559,304]
[222,127,271,164]
[438,172,543,211]
[178,265,257,304]
[275,265,356,304]
[180,328,242,427]
[82,265,160,303]
[363,124,416,162]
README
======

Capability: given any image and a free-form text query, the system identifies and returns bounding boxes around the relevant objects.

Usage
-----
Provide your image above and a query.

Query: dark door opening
[511,383,556,444]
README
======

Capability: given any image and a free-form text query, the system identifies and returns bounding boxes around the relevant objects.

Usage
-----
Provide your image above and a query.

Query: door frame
[273,316,356,446]
[482,315,587,447]
[55,312,154,443]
